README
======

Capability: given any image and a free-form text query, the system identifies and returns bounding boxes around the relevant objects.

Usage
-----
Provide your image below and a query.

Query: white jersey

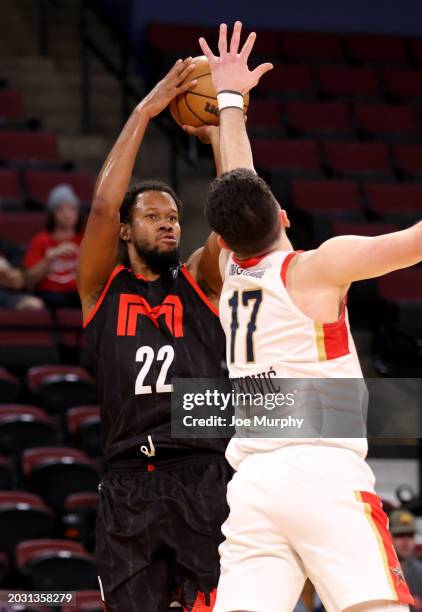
[220,250,368,469]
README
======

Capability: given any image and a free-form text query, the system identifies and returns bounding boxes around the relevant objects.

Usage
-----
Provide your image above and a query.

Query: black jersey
[83,264,227,465]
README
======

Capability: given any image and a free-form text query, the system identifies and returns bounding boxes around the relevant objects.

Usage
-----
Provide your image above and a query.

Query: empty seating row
[147,23,422,65]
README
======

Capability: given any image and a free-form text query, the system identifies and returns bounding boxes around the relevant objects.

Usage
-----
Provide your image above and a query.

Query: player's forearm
[25,260,49,289]
[92,103,150,215]
[210,131,223,177]
[219,107,255,174]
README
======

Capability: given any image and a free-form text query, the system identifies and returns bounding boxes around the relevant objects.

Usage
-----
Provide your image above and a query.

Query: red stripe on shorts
[358,490,414,605]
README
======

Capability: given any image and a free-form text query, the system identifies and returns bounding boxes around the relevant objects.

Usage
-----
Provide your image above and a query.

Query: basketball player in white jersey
[195,21,417,612]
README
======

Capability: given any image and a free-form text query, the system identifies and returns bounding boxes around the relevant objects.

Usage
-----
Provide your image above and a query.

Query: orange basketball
[169,56,249,128]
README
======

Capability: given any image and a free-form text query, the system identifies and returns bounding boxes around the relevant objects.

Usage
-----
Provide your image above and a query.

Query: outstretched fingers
[251,62,274,85]
[218,23,228,56]
[240,31,257,61]
[199,36,216,65]
[229,20,242,54]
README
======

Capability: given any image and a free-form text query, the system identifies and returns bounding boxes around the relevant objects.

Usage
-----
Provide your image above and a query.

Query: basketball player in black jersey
[77,59,232,612]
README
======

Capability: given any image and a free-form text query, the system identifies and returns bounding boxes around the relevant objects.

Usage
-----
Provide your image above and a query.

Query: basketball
[169,55,249,128]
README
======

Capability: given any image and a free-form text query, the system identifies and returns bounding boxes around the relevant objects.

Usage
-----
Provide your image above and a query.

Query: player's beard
[133,240,180,274]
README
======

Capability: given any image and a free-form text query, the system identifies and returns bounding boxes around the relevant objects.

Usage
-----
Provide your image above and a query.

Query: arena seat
[322,141,392,179]
[55,309,84,359]
[0,456,14,489]
[0,310,59,369]
[0,211,47,245]
[410,37,422,64]
[253,139,321,174]
[0,491,54,554]
[0,89,25,119]
[363,182,422,224]
[16,539,98,590]
[26,365,97,413]
[284,101,353,138]
[383,68,422,101]
[377,269,422,302]
[281,31,344,62]
[147,22,215,54]
[331,221,399,237]
[0,551,8,585]
[0,366,20,403]
[66,590,103,612]
[256,64,314,99]
[344,34,407,64]
[67,406,101,457]
[25,170,94,208]
[315,66,380,99]
[393,143,422,179]
[246,99,281,132]
[23,447,99,509]
[63,493,99,552]
[0,168,23,210]
[355,104,419,140]
[291,179,362,213]
[0,131,60,166]
[290,179,364,245]
[0,405,57,455]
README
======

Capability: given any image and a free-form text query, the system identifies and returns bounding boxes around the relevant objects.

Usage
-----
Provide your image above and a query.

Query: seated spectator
[24,185,83,308]
[391,509,422,610]
[0,237,43,310]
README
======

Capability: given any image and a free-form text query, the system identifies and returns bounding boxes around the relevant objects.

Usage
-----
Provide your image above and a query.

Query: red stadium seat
[67,590,103,612]
[355,104,419,139]
[364,183,422,222]
[0,89,25,119]
[256,64,314,98]
[147,22,215,53]
[23,447,99,509]
[253,139,320,173]
[0,211,47,245]
[316,66,380,99]
[63,493,99,551]
[55,308,84,354]
[284,101,353,137]
[0,168,23,209]
[0,366,20,403]
[0,551,8,586]
[0,309,59,369]
[394,143,422,178]
[409,37,422,64]
[67,406,101,457]
[281,31,344,61]
[0,131,60,164]
[322,141,392,178]
[247,100,281,130]
[25,170,94,207]
[0,404,57,455]
[383,68,422,100]
[331,222,399,237]
[377,269,422,301]
[16,539,98,591]
[0,455,14,489]
[344,34,407,64]
[291,180,361,213]
[65,492,99,511]
[27,365,96,413]
[0,491,54,554]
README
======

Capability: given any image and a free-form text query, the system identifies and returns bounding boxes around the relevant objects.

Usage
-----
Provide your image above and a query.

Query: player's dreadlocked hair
[205,168,281,255]
[120,180,183,224]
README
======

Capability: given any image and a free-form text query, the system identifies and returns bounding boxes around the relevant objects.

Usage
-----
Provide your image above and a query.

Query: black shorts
[96,453,233,612]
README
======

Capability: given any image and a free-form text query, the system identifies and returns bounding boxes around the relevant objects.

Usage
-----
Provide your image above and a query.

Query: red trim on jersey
[280,251,299,287]
[82,265,125,329]
[232,252,270,269]
[180,265,219,316]
[322,307,349,360]
[359,491,414,605]
[184,589,217,611]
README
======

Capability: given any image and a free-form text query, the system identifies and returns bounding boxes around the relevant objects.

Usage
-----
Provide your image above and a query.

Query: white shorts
[214,445,413,612]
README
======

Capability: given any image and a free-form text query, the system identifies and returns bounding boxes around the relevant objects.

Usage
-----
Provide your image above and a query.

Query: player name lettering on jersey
[229,263,265,278]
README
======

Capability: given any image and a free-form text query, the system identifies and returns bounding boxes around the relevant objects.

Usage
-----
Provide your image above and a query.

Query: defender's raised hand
[199,21,273,95]
[141,57,197,119]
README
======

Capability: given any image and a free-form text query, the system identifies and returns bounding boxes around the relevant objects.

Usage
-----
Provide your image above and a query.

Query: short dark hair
[120,180,183,224]
[205,168,281,255]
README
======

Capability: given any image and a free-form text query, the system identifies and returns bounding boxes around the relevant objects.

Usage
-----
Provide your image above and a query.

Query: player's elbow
[90,195,118,218]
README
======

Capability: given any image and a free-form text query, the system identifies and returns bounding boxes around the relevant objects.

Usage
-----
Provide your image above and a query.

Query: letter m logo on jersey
[116,294,184,337]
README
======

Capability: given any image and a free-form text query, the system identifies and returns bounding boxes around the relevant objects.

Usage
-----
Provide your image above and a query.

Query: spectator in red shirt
[24,184,84,308]
[0,237,43,310]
